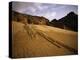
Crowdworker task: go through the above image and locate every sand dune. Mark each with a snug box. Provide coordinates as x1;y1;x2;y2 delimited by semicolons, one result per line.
12;21;78;58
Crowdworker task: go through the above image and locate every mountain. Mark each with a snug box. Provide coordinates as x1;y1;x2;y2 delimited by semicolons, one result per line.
12;11;49;25
63;12;78;32
50;12;78;32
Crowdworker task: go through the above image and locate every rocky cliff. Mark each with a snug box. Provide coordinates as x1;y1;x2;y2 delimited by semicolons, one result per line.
12;11;49;25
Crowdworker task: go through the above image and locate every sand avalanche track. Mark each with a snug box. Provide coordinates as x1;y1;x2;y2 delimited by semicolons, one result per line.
12;21;78;58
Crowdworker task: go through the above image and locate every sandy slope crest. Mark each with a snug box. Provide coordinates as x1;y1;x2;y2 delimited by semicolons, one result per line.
12;21;78;58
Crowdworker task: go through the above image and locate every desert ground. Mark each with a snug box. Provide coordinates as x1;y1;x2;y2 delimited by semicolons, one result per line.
12;21;78;58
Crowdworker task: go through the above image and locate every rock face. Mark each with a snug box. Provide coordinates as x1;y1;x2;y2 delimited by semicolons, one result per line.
50;12;78;32
12;11;49;25
27;16;49;25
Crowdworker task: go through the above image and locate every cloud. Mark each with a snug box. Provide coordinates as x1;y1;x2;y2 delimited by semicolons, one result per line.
43;12;56;21
12;2;78;21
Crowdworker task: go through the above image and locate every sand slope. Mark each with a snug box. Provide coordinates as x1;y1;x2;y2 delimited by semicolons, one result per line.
12;21;78;58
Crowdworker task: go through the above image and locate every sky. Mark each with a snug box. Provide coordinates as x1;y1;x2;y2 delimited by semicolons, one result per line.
12;2;78;21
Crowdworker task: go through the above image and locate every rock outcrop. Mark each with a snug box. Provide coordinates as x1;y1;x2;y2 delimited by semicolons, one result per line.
12;11;49;25
12;11;28;24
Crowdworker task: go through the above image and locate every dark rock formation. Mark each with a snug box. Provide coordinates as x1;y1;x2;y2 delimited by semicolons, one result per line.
49;12;78;32
59;12;78;32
